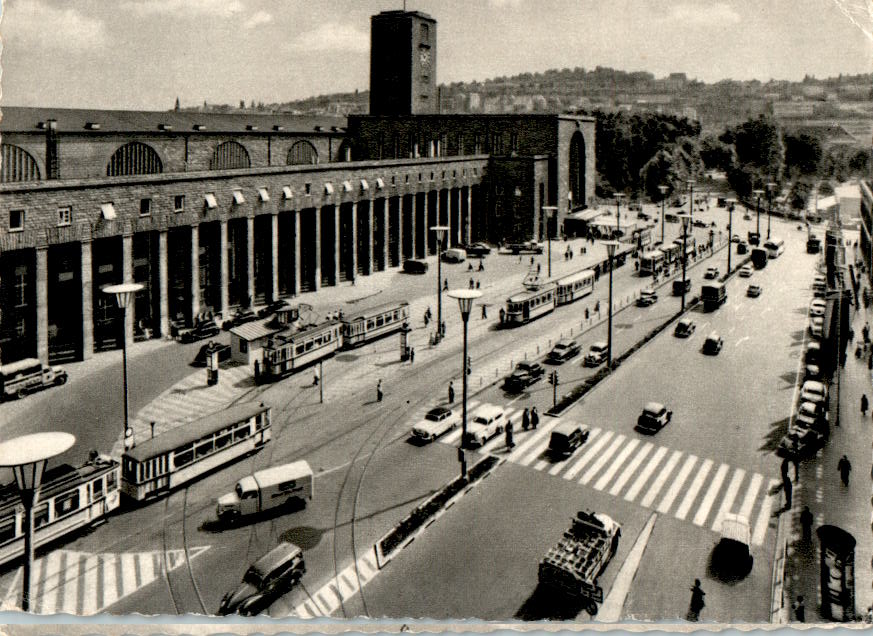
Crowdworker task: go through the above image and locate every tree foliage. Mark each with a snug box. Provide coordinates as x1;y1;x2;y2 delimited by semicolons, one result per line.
783;132;823;178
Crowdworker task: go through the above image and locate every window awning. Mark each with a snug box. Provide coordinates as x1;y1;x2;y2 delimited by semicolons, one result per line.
324;183;334;195
282;186;293;200
360;179;369;191
342;181;353;192
375;178;385;189
258;188;270;202
100;203;117;220
205;193;218;209
233;190;245;205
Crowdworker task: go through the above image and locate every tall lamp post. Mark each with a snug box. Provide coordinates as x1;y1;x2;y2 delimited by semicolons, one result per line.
726;200;734;275
686;179;696;219
679;214;692;312
752;189;764;237
603;241;619;370
447;289;482;479
657;184;669;244
766;181;776;239
430;226;449;343
542;206;558;278
103;282;143;449
613;193;625;239
0;432;75;611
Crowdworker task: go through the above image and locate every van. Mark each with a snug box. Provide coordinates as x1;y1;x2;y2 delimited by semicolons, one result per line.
0;358;67;400
442;248;467;263
217;460;313;522
548;422;589;458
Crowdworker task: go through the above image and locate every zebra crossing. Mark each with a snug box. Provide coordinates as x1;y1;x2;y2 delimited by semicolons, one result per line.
291;550;380;618
0;546;210;615
415;400;778;546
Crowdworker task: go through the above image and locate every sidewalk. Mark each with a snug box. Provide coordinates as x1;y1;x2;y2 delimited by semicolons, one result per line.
782;250;872;623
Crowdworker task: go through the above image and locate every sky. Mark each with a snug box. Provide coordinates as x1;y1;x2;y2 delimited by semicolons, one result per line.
1;0;872;110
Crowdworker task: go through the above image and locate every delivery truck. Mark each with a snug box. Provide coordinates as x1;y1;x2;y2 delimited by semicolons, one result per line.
217;460;313;522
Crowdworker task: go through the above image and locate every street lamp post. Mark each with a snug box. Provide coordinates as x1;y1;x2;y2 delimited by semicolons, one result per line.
752;189;764;237
542;206;558;279
0;432;75;611
430;226;449;344
657;184;669;244
686;179;696;219
766;181;776;239
603;241;619;370
726;201;734;275
103;282;144;448
679;214;692;313
447;289;482;479
613;193;625;240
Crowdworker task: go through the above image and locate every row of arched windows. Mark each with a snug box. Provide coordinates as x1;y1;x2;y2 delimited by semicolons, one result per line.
0;140;322;182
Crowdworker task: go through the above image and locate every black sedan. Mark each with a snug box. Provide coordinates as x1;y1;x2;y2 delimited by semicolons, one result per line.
503;361;545;392
463;242;492;257
192;341;232;366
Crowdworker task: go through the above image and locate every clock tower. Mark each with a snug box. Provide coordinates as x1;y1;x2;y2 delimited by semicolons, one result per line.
370;10;437;116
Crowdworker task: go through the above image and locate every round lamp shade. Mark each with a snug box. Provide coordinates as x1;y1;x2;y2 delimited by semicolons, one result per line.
102;282;144;309
0;432;75;491
447;289;483;315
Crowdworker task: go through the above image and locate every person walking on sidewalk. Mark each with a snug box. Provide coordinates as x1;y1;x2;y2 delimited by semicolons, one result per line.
376;380;383;402
448;381;455;404
687;579;705;622
481;304;487;319
792;595;805;623
838;455;852;486
862;394;869;417
799;506;813;543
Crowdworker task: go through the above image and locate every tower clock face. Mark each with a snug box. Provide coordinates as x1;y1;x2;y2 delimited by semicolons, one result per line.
420;49;430;66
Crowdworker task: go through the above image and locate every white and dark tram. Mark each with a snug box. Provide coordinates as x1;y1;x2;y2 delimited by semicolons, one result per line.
505;282;558;325
555;269;595;306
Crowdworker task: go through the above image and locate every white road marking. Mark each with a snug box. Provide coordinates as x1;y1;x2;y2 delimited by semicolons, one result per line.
735;336;749;347
655;454;696;513
599;512;658;622
674;458;712;520
710;468;746;531
693;462;729;526
507;420;559;463
610;442;652;497
563;430;613;480
625;446;668;503
594;439;640;491
738;473;764;520
751;480;780;546
580;434;626;485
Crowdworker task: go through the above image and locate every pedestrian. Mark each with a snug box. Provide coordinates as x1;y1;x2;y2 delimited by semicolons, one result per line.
476;281;480;289
862;394;868;416
505;421;515;449
469;277;474;289
595;300;600;313
780;457;790;482
444;278;448;291
863;322;870;342
849;328;855;343
481;304;487;319
687;579;705;622
448;381;455;404
792;595;805;623
585;307;589;320
530;406;539;429
478;260;484;272
838;455;851;486
376;380;383;402
868;353;872;371
424;312;430;327
799;505;813;542
312;372;319;386
468;262;474;271
410;348;415;364
499;308;506;325
537;263;541;273
783;477;793;509
530;256;535;265
522;408;530;431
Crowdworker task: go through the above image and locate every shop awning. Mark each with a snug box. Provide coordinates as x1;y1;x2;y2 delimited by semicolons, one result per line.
257;188;270;202
204;193;218;209
100;203;117;220
360;179;369;191
375;178;385;189
324;182;334;195
342;181;353;192
232;190;245;205
282;186;293;199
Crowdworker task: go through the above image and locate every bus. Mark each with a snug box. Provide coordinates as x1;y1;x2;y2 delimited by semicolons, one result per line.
0;453;120;568
658;243;681;267
341;301;409;348
555;270;595;306
764;238;785;258
505;282;557;325
121;402;272;501
260;321;342;381
639;250;664;277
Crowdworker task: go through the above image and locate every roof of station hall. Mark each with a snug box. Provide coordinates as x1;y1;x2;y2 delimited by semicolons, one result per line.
0;106;348;134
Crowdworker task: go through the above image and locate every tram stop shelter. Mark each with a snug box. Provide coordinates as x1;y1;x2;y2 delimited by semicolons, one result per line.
229;320;285;369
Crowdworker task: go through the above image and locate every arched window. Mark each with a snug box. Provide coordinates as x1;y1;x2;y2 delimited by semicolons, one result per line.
287;140;318;165
106;142;163;176
569;132;586;206
210;141;251;170
1;144;41;182
337;140;353;162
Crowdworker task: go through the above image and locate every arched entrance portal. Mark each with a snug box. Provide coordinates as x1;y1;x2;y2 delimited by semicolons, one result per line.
569;132;586;207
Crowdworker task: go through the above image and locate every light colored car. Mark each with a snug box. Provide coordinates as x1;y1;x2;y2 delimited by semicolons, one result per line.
465;404;506;446
800;380;827;405
809;316;824;338
584;341;609;366
809;299;826;317
548;339;581;362
636;402;672;434
704;267;719;279
795;401;825;429
674;318;696;338
411;406;460;442
747;284;763;298
637;288;658;307
739;265;753;278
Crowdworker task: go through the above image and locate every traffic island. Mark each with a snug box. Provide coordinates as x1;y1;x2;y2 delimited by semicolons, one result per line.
374;455;503;568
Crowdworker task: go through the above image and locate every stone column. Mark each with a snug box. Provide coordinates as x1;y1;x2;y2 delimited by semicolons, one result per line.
313;208;322;291
293;211;302;295
81;240;94;359
219;220;229;319
456;188;463;246
122;233;134;344
270;214;279;302
467;187;473;244
333;205;341;285
382;198;389;270
397;195;404;263
422;192;429;255
409;194;417;260
366;200;374;275
191;224;201;321
36;247;48;365
246;216;255;307
158;230;169;338
434;190;441;255
351;202;358;280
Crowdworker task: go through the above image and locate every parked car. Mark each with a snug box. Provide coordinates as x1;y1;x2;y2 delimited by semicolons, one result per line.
809;299;826;317
800;380;827;405
224;308;258;330
503;361;545;392
795;401;826;430
736;241;748;255
637;288;658;307
218;542;305;616
548;339;581;363
179;320;221;344
192;341;232;366
704;267;719;280
693;219;709;229
731;235;741;243
584;341;609;367
410;406;460;442
463;242;492;257
257;301;288;318
739;265;753;278
702;332;723;355
636;402;672;434
746;284;763;298
403;259;429;274
441;248;467;263
743;213;752;221
507;241;544;255
809;316;824;339
674;318;696;338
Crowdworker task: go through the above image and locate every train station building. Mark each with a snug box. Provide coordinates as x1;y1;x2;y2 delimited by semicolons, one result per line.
0;9;595;365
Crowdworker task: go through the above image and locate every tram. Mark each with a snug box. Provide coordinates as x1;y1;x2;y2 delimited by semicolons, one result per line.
121;401;271;501
555;270;595;306
261;321;342;381
505;282;557;325
341;302;409;348
0;453;121;568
